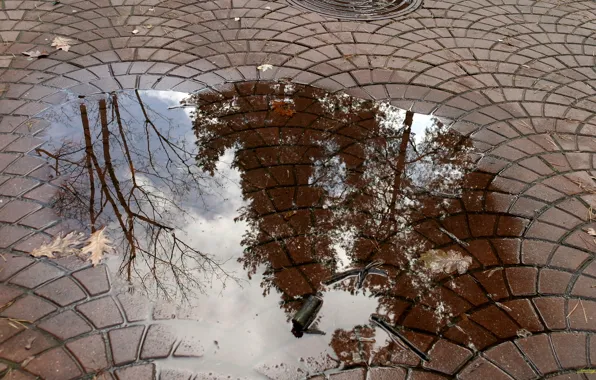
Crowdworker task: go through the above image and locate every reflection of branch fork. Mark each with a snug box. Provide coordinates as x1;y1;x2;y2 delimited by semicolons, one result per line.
323;260;388;288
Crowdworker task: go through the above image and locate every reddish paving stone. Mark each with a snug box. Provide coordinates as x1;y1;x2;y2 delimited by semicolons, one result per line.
0;283;23;305
458;357;513;380
117;292;152;322
109;325;145;365
516;334;559;375
328;369;365;380
484;341;538;380
140;324;177;359
0;199;41;223
533;297;567;330
0;294;56;322
423;339;472;375
115;363;155;380
0;225;31;248
538;269;572;295
72;265;110;296
505;266;537;296
9;261;64;288
550;332;588;370
66;333;110;372
0;254;33;281
24;347;83;380
1;370;38;380
0;329;56;363
521;240;556;265
567;299;596;331
38;310;93;340
0;317;25;344
76;296;124;329
408;371;450;380
367;367;407;380
501;299;544;332
35;276;86;306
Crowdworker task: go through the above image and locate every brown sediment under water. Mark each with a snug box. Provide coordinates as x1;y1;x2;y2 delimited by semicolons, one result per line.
36;81;521;378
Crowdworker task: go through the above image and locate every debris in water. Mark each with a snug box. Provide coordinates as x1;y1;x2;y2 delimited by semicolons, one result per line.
419;249;472;275
291;295;324;337
323;260;388;288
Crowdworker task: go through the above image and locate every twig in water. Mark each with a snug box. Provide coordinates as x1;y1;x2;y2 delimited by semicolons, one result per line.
438;227;469;247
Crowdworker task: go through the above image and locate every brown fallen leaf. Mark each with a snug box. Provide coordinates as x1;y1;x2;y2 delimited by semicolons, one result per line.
22;50;49;58
51;36;75;52
30;231;86;259
80;228;114;266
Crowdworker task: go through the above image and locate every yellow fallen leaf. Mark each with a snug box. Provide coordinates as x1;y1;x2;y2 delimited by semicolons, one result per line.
80;228;114;266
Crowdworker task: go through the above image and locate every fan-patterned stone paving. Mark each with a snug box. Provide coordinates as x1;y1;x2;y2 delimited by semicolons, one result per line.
1;0;596;378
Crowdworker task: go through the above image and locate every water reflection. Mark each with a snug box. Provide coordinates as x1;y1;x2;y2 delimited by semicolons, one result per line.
189;81;474;368
39;91;240;300
38;82;477;376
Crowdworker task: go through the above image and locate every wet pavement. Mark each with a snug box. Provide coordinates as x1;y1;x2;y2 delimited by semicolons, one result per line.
1;0;596;379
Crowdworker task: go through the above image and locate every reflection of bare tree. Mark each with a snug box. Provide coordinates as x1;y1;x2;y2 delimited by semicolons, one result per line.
190;81;474;370
38;92;236;299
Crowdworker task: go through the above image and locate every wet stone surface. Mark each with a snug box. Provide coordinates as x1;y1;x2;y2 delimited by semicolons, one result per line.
285;0;423;20
1;80;596;379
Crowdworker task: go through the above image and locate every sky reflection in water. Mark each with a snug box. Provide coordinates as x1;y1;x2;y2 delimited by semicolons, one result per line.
38;82;474;379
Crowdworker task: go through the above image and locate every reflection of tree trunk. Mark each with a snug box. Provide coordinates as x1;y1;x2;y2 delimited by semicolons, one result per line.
80;103;96;232
389;110;413;212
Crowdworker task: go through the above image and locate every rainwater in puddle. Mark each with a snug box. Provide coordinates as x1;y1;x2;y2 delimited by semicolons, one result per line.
37;82;476;379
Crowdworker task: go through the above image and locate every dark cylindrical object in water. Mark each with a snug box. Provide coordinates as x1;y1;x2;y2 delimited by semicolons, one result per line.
291;295;323;338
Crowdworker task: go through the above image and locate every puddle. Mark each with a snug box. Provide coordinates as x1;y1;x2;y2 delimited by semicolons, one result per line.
36;82;477;378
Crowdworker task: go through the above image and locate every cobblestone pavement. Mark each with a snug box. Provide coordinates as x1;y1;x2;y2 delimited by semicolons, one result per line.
2;0;596;379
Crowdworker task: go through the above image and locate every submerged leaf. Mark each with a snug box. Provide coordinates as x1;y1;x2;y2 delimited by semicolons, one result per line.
30;231;86;259
419;249;472;275
81;228;114;266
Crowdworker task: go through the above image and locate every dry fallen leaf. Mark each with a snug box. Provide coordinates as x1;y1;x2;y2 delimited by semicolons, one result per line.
51;36;75;52
420;249;472;275
257;64;273;72
132;29;139;34
30;232;87;259
587;228;596;236
22;50;50;58
81;228;114;266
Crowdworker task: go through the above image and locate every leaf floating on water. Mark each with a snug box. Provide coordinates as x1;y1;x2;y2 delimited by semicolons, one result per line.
81;228;114;266
51;36;75;52
30;232;87;259
22;50;49;58
419;249;472;275
257;64;273;72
